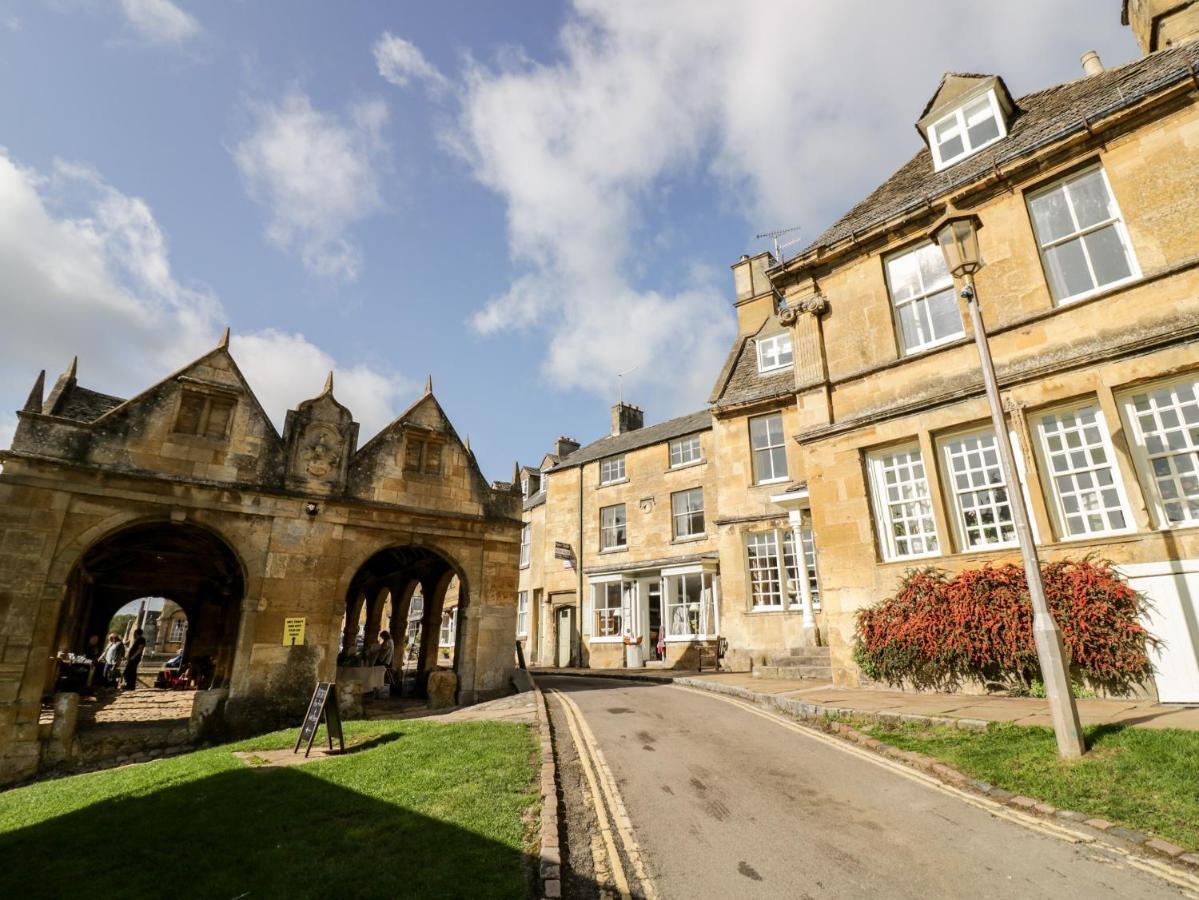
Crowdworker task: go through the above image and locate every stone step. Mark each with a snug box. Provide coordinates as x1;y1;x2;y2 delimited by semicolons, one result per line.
766;648;831;668
643;660;666;669
752;664;833;681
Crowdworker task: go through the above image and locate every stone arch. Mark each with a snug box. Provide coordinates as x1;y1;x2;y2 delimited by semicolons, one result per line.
339;540;474;701
55;519;247;690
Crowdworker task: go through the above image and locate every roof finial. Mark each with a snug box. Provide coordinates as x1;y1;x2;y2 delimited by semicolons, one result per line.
218;326;230;349
323;370;334;395
23;370;46;413
464;434;472;452
65;356;78;381
424;374;433;395
512;460;520;483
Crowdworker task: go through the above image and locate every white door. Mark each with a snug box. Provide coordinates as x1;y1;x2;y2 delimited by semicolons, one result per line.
557;607;573;668
1120;560;1199;703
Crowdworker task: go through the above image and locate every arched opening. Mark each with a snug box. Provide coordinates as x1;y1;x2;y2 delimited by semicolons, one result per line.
51;522;244;724
341;545;468;705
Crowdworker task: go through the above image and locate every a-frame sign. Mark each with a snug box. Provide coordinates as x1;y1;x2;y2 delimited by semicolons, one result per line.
294;681;345;757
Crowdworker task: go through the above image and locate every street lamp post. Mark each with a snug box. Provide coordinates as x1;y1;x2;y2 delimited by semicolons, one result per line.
931;213;1086;760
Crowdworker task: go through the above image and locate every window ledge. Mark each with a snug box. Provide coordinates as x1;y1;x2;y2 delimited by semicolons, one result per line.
664;636;717;643
753;477;791;488
597;478;629;490
589;636;624;644
667;459;706;473
671;533;708;545
747;606;787;615
598;546;628;555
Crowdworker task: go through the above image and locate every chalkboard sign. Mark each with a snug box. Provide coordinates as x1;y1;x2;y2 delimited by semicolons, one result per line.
294;681;345;757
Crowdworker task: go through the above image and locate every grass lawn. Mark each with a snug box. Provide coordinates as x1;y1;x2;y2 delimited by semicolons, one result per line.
860;720;1199;849
0;719;538;899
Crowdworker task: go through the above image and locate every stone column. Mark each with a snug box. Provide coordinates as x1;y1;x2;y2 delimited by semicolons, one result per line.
788;508;817;646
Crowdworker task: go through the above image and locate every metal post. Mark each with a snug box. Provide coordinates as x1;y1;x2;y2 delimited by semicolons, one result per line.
961;275;1085;758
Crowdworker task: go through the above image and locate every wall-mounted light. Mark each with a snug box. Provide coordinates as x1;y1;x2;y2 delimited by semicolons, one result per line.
304;501;319;517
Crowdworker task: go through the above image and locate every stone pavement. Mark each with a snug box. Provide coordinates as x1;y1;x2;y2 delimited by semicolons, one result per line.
362;689;537;725
534;667;1199;731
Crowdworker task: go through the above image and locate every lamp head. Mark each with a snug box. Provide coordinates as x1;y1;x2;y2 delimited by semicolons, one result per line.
929;212;984;279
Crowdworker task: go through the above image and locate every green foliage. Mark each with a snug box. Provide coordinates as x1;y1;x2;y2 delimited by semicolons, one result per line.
862;721;1199;849
0;720;539;899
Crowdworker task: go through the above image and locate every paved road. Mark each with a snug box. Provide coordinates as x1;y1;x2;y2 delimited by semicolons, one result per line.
540;675;1195;900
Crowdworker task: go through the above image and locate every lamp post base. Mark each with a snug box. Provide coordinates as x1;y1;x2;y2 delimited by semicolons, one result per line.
1033;613;1086;758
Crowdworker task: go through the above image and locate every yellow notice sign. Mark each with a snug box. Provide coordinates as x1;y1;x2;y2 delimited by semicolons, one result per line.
283;617;306;646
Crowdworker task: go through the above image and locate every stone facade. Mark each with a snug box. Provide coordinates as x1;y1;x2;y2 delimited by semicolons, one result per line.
517;8;1199;703
0;340;521;785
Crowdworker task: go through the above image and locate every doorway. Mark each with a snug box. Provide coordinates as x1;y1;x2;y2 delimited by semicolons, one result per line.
556;606;574;667
639;578;662;662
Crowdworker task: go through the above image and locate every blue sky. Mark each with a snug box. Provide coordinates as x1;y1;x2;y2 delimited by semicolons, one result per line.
0;1;1139;480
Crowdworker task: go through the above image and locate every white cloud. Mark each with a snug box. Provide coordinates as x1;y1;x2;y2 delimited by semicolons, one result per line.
374;31;448;94
233;93;388;281
0;148;412;452
119;0;198;44
454;0;1135;416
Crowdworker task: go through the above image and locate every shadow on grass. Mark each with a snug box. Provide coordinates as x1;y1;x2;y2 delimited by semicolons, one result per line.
0;759;571;899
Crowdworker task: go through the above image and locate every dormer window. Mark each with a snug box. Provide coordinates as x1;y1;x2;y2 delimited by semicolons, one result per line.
756;334;794;373
930;92;1006;170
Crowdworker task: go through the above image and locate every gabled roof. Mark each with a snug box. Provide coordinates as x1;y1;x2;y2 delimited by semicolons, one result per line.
917;72;1014;122
803;42;1199;256
550;409;712;471
52;384;126;423
709;315;795;410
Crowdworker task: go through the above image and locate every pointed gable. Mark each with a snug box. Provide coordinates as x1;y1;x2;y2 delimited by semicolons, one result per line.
916;73;1016;171
347;391;495;514
78;345;286;484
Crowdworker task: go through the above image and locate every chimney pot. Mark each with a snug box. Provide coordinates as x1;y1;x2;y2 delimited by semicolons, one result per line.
1081;49;1104;76
554;435;580;458
611;402;644;436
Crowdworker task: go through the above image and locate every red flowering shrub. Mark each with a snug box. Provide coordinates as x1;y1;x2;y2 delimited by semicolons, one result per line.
853;559;1157;692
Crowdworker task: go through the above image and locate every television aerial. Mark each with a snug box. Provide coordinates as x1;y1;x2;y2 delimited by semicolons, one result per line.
755;225;804;264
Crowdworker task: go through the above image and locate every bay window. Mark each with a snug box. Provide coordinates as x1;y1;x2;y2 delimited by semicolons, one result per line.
593;581;624;638
664;572;718;639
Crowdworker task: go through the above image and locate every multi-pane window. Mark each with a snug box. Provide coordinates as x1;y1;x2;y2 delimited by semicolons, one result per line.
665;572;718;638
1122;377;1199;527
885;243;964;354
539;470;548;493
669;434;703;468
599;504;627;550
1028;167;1137;304
174;391;236;439
750;414;788;484
593;581;623;638
1035;404;1130;538
169;618;187;642
404;436;443;476
868;445;940;560
439;608;456;647
519;524;531;568
671;488;705;539
746;532;785;609
756;334;794;372
521;475;531;499
940;430;1016;550
599;456;626;484
516;591;529;637
930;92;1005;169
783;527;821;610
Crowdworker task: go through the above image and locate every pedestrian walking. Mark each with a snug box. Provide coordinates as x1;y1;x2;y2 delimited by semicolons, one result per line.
123;628;146;690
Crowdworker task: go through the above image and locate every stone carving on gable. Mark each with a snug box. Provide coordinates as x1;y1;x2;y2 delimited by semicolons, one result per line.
299;424;342;478
282;373;357;495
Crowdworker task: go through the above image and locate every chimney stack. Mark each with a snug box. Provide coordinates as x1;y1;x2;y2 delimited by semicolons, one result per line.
611;402;644;436
1081;49;1104;76
554;436;580;458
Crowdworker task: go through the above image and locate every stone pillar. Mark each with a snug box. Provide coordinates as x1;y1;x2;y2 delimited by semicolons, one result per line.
787;509;817;646
341;592;365;658
362;584;388;655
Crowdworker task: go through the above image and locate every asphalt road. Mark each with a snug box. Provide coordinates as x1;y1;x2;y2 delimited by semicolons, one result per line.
540;675;1195;900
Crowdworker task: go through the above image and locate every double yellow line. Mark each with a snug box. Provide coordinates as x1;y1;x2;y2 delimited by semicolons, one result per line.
548;688;657;900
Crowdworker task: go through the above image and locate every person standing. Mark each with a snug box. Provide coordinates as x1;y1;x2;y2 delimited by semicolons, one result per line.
102;634;125;686
123;629;146;690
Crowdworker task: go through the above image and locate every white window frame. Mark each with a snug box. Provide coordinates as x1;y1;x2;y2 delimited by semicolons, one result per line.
520;475;531;499
599;455;626;485
671;487;705;540
669;434;703;468
1119;374;1199;530
539;470;549;494
599;503;627;551
750;413;789;485
756;333;794;373
516;591;529;638
783;525;822;612
663;570;719;640
1027;166;1139;306
938;427;1019;552
883;242;964;355
1033;401;1134;540
590;578;625;642
746;531;785;610
519;523;531;568
867;444;941;561
169;618;187;642
439;607;456;647
930;89;1007;170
